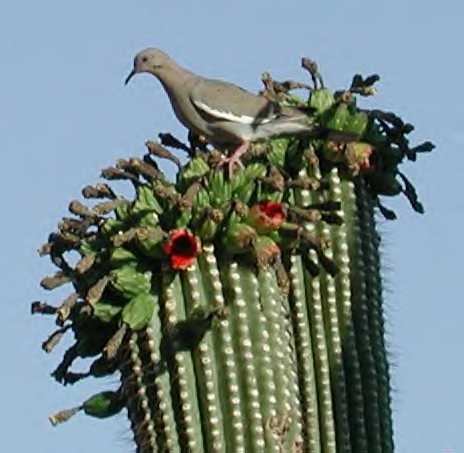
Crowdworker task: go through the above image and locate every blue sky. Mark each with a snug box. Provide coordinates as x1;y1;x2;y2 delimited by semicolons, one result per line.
1;1;462;452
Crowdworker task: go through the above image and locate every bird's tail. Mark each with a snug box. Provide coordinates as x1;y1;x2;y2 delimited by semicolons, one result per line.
254;113;318;139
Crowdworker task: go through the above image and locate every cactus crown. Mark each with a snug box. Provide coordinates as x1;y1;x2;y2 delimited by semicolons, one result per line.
33;59;433;452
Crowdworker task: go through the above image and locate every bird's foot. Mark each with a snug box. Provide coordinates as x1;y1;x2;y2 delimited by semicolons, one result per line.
217;142;249;178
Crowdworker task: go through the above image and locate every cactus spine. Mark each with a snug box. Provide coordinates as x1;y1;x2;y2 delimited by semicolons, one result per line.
33;63;433;452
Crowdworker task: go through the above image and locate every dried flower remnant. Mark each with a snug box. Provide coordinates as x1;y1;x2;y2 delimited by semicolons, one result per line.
346;142;376;175
248;201;286;233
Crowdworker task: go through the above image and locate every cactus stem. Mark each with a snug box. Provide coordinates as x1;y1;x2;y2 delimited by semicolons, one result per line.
224;261;266;452
297;172;337;452
344;181;383;453
318;241;352;452
265;267;306;450
161;274;204;452
355;182;394;452
304;249;337;453
123;333;158;452
183;263;226;452
327;170;369;453
199;246;247;452
289;254;321;452
243;269;282;451
141;322;180;452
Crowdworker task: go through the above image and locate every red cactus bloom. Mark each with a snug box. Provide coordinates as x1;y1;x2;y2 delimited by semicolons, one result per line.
163;229;201;270
249;201;286;233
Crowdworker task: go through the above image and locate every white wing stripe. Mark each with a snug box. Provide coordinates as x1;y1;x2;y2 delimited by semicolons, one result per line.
193;100;274;124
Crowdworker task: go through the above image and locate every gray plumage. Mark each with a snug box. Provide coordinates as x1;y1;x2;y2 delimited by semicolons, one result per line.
125;48;314;147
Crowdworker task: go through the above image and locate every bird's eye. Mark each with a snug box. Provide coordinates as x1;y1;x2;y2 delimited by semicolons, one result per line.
142;57;148;63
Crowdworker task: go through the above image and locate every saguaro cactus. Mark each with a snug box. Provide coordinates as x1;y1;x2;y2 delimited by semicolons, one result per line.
33;62;433;452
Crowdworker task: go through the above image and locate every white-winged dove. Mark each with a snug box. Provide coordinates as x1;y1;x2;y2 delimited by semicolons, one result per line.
125;48;316;173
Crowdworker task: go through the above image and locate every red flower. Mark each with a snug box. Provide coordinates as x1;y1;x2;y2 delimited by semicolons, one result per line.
249;201;286;233
163;229;201;270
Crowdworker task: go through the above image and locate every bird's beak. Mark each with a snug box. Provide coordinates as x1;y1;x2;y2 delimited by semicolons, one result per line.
124;69;136;85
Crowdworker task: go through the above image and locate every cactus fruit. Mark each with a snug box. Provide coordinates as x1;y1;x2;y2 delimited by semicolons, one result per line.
33;62;433;452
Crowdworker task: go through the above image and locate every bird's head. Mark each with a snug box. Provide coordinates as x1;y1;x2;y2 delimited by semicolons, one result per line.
125;48;171;85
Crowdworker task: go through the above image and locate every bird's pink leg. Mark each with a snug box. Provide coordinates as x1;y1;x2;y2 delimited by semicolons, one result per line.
218;142;249;177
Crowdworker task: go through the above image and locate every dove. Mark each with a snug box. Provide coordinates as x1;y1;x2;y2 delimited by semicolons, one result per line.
125;48;316;173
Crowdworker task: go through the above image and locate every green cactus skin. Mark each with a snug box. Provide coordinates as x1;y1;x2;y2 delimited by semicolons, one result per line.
33;69;433;452
116;175;392;453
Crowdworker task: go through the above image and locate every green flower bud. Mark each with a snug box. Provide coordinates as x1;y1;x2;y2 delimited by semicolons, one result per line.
309;88;335;114
135;227;165;258
222;222;257;254
178;156;210;190
83;391;124;419
344;111;368;136
326;103;350;131
108;247;137;267
197;209;224;241
100;218;125;237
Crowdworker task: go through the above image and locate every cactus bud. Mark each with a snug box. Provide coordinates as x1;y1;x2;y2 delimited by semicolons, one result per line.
134;227;165;258
82;391;124;418
196;208;224;241
222;222;257;253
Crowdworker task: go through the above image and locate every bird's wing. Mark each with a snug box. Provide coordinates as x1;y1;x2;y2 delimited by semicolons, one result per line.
190;78;278;125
